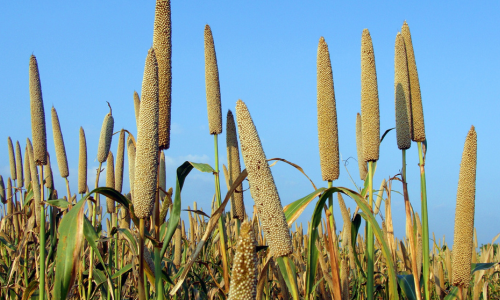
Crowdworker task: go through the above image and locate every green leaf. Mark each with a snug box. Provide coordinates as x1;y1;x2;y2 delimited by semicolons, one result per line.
46;198;70;209
396;274;417;300
380;128;395;143
83;216;115;299
277;256;298;296
53;197;86;299
350;214;366;278
111;263;133;279
161;161;195;258
189;162;214;173
444;286;458;300
118;228;138;256
284;188;325;226
471;262;498;273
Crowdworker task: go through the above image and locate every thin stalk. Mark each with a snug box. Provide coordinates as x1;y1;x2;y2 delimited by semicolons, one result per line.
366;161;374;300
111;212;118;299
214;134;230;293
283;255;299;300
88;161;102;298
327;180;335;235
65;177;71;205
325;208;343;300
138;219;146;300
154;151;164;300
402;150;422;300
39;166;46;300
418;142;430;300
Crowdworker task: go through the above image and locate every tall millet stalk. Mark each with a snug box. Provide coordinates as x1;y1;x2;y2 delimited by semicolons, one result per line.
361;28;380;300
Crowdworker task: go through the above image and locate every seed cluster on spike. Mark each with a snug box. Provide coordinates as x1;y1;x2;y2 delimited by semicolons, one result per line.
7;137;16;181
153;0;172;150
97;112;114;163
401;21;425;142
355;113;367;180
51;107;69;178
127;135;137;200
227;221;257;300
204;25;223;135
361;29;380;162
78;127;87;194
115;129;125;193
173;223;182;267
317;36;340;181
134;48;160;219
235;100;292;257
44;153;54;190
159;151;166;199
394;33;412;150
0;176;4;204
15;141;23;188
26;138;42;226
452;126;477;288
226;110;245;221
29;55;47;166
133;91;141;130
106;151;115;214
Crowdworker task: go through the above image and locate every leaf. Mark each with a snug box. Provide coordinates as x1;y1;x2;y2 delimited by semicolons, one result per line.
160;161;195;258
396;274;417;300
52;197;86;299
471;262;499;273
380;128;395;143
21;280;38;300
284;188;326;226
267;158;317;190
277;255;298;296
45;198;70;209
183;209;210;218
83;216;115;300
189;162;215;173
111;263;133;279
118;228;138;256
350;214;366;278
444;286;459;300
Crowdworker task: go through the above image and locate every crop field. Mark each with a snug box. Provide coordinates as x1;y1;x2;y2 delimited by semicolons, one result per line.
0;1;498;300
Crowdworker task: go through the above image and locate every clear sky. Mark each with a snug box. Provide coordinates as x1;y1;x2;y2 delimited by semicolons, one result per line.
0;1;498;246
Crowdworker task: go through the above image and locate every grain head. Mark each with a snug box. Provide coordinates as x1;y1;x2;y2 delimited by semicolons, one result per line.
106;151;115;214
119;203;131;229
29;55;47;165
115;129;125;193
159;151;166;200
361;29;380;162
452;126;477;288
235;99;292;257
173;222;182;267
24;147;31;190
44;152;54;190
134;47;160;219
97;112;114;163
134;91;141;130
153;0;172;150
204;24;223;135
6;177;13;215
226;110;245;221
51;106;69;178
394;32;412;150
7;137;16;181
356;113;368;180
0;175;5;204
127;134;136;200
401;21;425;142
26;138;42;226
78;127;87;194
227;221;257;300
317;37;340;181
15;141;23;188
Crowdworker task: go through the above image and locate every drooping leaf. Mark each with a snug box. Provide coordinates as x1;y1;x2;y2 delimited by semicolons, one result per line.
444;286;459;300
45;198;70;209
396;274;417;300
111;263;133;279
284;188;325;226
21;280;38;300
471;262;499;273
189;161;214;173
53;197;86;299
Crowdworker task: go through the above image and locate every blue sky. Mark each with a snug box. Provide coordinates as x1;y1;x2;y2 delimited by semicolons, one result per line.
0;1;498;246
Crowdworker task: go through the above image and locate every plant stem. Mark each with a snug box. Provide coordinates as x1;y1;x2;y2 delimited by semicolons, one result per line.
39;166;46;300
65;177;72;205
214;134;230;293
138;218;146;300
366;161;374;300
402;150;422;300
418;142;430;300
88;161;102;298
154;150;164;300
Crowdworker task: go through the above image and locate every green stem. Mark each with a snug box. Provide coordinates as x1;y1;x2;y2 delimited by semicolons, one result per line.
214;134;230;293
138;219;146;300
327;180;334;232
418;142;430;300
366;161;374;300
39;166;46;300
155;151;164;300
87;161;102;298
